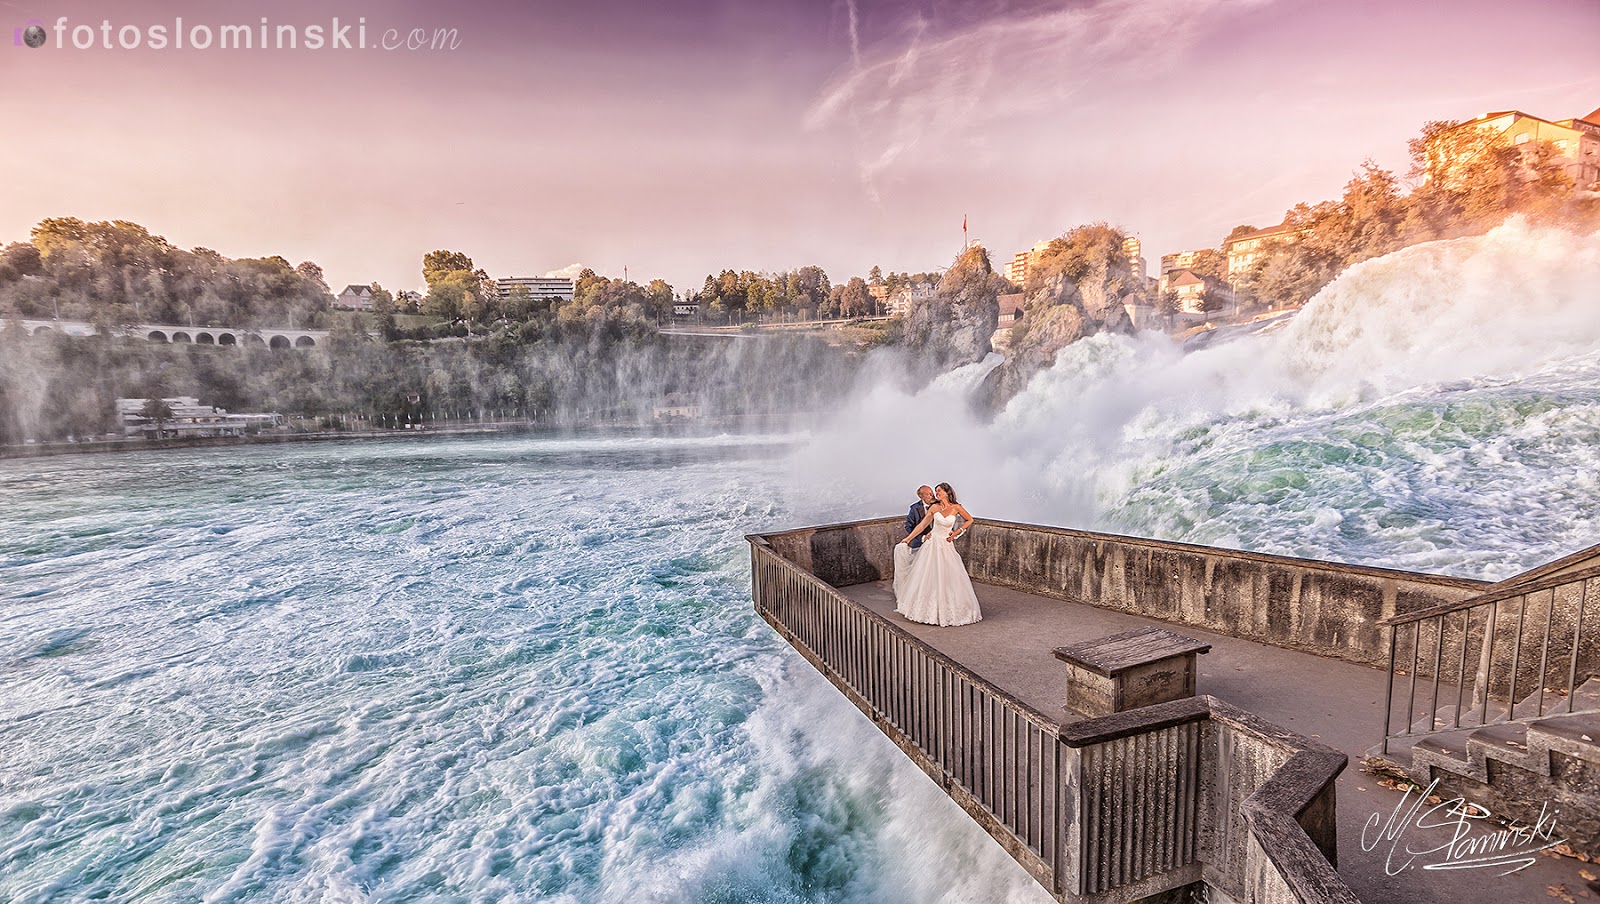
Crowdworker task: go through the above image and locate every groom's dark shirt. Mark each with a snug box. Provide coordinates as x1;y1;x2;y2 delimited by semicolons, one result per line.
904;500;929;549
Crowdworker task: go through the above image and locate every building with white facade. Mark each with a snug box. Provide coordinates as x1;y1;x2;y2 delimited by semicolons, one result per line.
887;281;937;317
115;397;282;439
496;277;576;304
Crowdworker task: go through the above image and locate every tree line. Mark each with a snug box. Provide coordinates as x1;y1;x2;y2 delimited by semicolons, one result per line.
1175;118;1600;312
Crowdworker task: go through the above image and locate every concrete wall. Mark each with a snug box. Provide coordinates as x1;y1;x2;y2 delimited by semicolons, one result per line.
765;517;1489;668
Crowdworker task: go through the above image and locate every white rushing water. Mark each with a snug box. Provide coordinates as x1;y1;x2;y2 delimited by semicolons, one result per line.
2;219;1599;902
0;437;1052;903
798;219;1600;578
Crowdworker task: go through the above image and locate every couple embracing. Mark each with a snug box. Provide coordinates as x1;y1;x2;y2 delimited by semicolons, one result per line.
892;483;982;627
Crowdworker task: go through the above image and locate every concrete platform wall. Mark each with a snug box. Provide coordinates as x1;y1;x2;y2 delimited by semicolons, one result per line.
767;518;1488;668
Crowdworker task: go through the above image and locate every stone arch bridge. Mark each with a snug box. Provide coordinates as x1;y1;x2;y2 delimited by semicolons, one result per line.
14;319;330;349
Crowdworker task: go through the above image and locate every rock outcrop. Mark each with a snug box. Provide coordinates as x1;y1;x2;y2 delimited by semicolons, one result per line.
898;246;1004;384
976;229;1139;413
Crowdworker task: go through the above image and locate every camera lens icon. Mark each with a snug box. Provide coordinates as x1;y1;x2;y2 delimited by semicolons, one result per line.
22;23;46;48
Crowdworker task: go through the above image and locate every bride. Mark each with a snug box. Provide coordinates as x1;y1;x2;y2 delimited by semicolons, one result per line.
894;483;982;626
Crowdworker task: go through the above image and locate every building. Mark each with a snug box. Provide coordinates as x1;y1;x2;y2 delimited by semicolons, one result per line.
990;293;1025;353
672;300;699;318
1166;269;1238;323
115;397;282;439
652;394;702;421
1003;240;1053;285
1443;107;1600;190
1223;222;1296;281
496;277;576;304
1122;235;1147;284
886;281;937;317
867;285;890;306
334;285;375;311
1157;249;1224;294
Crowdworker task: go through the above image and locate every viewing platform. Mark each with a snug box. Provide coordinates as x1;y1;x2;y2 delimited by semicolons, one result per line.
748;518;1600;904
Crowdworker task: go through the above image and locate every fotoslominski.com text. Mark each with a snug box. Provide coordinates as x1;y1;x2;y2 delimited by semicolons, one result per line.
12;17;461;52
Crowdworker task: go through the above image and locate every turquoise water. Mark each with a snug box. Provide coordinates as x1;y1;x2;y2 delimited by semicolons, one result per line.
4;222;1600;903
0;436;1048;903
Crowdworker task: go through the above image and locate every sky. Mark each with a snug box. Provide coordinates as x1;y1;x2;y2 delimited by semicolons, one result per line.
1;0;1597;295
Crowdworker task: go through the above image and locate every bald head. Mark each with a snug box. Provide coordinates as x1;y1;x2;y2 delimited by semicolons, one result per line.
917;485;934;504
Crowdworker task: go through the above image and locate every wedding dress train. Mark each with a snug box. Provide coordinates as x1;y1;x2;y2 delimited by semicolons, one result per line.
894;511;982;627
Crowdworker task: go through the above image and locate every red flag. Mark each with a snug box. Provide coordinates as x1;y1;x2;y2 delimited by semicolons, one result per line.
963;214;967;231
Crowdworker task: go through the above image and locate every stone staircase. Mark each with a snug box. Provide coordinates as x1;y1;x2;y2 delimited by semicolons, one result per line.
1392;678;1600;857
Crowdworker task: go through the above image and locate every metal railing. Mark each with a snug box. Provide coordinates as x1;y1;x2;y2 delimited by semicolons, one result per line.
749;528;1357;903
750;537;1065;886
1381;562;1600;752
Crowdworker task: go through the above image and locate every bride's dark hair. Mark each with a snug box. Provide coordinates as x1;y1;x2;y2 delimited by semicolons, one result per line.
936;482;957;504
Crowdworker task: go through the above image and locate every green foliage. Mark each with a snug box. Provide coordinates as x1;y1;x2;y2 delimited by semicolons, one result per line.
0;218;331;328
1228;115;1589;310
1026;224;1129;293
692;266;832;321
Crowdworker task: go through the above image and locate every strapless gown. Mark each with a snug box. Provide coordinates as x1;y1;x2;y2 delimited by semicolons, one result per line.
894;511;982;627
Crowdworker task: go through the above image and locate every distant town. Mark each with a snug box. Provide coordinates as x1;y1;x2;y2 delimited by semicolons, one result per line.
2;104;1596;451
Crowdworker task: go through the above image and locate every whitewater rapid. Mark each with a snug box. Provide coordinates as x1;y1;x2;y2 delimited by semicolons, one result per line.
0;437;1052;903
3;219;1598;903
797;219;1600;579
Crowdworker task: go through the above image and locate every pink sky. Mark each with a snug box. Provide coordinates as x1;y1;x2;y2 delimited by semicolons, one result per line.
1;0;1597;295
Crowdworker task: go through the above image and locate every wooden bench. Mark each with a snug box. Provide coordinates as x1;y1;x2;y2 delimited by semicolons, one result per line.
1053;626;1212;717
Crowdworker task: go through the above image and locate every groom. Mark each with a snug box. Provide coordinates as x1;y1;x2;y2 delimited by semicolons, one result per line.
892;485;935;593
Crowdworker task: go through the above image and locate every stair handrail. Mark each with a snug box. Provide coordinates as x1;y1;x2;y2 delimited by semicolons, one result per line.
1381;560;1600;752
1380;561;1600;627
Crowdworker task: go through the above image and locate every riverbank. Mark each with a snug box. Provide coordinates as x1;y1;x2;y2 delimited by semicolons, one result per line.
0;414;812;461
0;422;542;460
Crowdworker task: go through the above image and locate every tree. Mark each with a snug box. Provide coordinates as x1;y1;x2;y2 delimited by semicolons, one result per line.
646;279;674;321
421;250;489;322
140;397;174;438
839;277;871;317
295;261;329;292
368;283;395;314
422;250;476;289
1186;248;1228;282
1224;225;1258;243
0;243;43;282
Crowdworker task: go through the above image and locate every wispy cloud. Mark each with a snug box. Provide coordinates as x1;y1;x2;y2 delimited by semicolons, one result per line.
808;0;1275;186
544;263;587;279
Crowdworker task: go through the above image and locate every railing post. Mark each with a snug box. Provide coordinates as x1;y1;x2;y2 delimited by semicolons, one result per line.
1566;577;1590;703
1477;599;1498;725
1382;627;1397;755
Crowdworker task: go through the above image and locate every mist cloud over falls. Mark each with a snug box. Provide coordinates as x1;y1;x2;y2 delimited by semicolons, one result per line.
794;220;1600;578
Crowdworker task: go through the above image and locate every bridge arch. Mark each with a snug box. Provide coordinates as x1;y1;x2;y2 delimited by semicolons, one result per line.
30;325;55;337
294;336;316;348
196;332;216;345
218;333;237;346
147;330;169;342
269;335;291;349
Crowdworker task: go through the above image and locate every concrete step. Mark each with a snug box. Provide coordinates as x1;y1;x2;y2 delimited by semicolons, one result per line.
1403;676;1600;736
1407;710;1600;786
1409;729;1475;784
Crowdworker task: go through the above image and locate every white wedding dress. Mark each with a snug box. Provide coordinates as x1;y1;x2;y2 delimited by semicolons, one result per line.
894;511;982;627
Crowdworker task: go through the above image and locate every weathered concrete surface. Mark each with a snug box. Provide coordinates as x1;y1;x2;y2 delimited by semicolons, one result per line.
1408;713;1600;859
1054;627;1210;716
834;578;1593;904
785;517;1488;668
